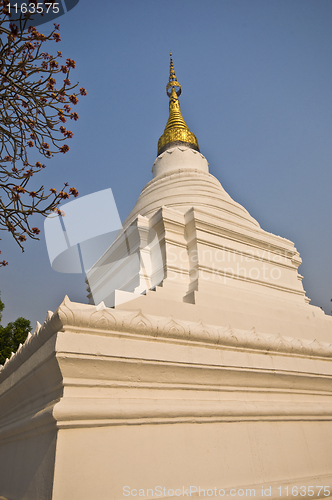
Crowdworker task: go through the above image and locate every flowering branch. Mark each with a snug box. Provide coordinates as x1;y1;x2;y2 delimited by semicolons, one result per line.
0;0;86;257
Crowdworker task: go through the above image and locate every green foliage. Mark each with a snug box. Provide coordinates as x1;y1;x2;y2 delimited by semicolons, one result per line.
0;294;31;365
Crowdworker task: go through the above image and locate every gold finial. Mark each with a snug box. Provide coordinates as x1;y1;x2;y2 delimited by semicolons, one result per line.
157;53;199;156
166;52;182;97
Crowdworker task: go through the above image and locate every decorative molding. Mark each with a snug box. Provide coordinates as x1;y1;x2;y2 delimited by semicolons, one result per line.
194;263;306;297
1;297;332;381
52;399;332;429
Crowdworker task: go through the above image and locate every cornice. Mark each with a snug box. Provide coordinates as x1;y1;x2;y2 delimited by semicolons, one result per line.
1;296;332;382
194;263;306;297
185;209;298;259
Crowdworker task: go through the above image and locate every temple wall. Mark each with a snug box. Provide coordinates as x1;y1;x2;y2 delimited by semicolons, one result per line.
51;421;332;500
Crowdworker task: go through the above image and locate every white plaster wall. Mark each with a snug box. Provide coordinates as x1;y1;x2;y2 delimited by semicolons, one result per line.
51;421;332;500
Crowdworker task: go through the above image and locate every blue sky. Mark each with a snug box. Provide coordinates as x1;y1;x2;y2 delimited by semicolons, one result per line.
1;0;332;328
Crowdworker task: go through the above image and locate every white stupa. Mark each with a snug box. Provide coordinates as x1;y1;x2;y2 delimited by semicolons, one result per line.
86;54;332;343
0;55;331;500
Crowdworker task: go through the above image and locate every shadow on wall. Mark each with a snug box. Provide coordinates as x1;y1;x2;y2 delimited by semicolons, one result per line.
0;432;57;499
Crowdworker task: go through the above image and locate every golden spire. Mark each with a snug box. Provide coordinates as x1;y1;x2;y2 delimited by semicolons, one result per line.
157;53;199;156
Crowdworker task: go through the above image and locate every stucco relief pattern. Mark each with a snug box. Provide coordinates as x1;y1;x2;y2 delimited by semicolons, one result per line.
1;295;332;380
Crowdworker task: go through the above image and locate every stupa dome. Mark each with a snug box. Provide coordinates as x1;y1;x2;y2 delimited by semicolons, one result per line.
124;145;260;231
